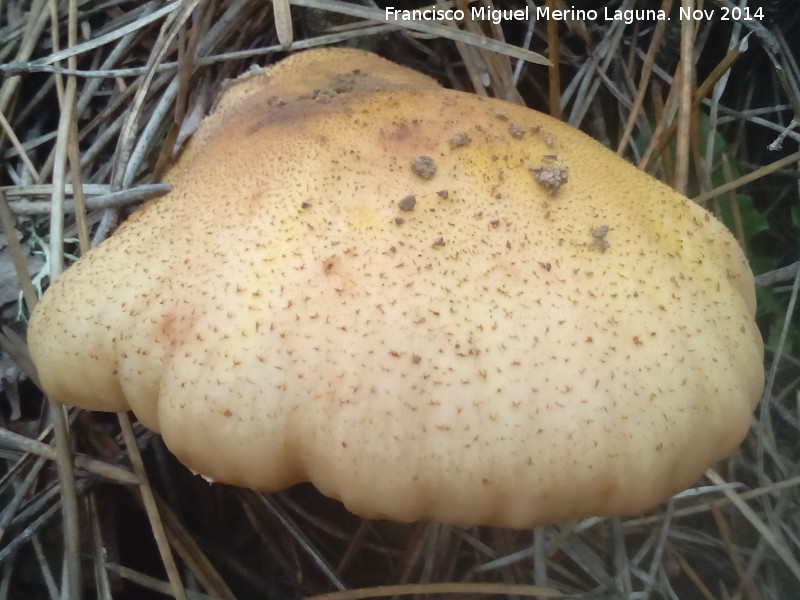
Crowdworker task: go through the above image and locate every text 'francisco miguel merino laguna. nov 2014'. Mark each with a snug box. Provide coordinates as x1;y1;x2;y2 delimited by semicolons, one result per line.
384;5;765;25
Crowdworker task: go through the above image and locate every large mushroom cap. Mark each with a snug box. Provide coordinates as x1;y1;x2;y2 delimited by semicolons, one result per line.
28;48;764;528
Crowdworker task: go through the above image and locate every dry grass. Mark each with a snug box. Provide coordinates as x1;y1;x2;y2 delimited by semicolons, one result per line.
1;1;799;599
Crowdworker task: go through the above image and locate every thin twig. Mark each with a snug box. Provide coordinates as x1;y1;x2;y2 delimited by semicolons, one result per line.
31;3;180;66
305;582;566;600
6;183;170;214
616;0;673;155
272;0;294;48
705;469;800;584
288;0;550;66
104;563;219;600
693;150;800;204
755;261;800;287
117;413;188;600
0;428;140;485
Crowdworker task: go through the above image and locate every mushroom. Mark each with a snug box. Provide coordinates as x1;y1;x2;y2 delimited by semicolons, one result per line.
27;48;764;528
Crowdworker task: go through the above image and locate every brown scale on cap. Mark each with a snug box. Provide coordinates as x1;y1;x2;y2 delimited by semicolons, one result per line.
27;48;764;529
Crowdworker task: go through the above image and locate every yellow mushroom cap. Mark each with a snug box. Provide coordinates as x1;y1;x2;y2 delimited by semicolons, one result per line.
27;48;764;528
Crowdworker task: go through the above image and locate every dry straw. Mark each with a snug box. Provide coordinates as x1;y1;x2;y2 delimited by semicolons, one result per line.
0;1;798;599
